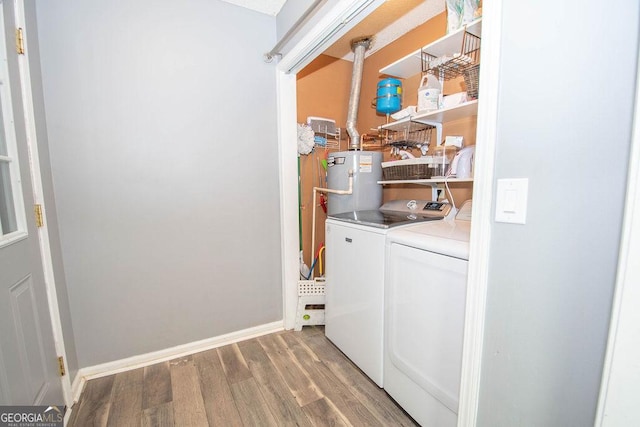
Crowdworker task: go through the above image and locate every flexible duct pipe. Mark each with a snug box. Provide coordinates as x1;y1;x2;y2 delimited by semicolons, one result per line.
346;37;371;150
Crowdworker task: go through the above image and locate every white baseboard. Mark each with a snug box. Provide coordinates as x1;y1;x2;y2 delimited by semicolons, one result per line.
70;320;284;403
70;374;85;405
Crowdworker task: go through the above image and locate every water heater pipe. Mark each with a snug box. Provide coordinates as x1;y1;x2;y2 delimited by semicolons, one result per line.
310;169;354;268
346;37;371;150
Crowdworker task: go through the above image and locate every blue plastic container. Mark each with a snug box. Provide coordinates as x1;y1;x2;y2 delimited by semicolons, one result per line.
374;78;402;114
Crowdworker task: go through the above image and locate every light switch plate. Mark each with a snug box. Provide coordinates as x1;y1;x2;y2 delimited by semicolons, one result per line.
495;178;529;224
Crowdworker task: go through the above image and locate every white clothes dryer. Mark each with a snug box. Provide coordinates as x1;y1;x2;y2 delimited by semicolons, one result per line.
383;200;471;426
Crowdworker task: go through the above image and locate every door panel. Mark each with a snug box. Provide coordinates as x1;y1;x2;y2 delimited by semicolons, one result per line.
325;221;385;387
0;0;62;405
384;241;468;426
386;244;467;412
11;275;50;403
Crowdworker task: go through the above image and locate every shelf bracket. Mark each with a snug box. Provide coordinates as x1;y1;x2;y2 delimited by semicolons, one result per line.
419;121;442;146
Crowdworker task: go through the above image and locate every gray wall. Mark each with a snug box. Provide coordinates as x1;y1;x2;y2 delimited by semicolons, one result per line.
24;0;79;381
35;0;282;368
477;1;639;426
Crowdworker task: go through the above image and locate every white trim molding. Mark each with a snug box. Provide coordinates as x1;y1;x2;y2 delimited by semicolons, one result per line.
276;69;299;330
457;0;503;425
71;321;284;403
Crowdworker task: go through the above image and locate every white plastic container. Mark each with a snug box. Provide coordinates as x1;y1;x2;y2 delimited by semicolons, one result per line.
417;72;442;112
432;145;457;177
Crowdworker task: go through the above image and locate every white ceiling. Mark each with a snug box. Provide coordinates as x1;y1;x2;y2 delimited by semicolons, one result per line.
221;0;445;59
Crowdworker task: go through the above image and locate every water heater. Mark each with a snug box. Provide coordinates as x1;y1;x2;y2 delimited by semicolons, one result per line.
327;151;382;215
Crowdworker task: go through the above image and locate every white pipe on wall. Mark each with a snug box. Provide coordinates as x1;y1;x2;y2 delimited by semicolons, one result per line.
310;169;353;269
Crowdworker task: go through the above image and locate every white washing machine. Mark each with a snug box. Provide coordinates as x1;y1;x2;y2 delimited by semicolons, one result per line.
325;200;451;387
383;200;472;426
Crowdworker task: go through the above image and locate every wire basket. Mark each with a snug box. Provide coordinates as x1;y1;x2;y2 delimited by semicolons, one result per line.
307;117;340;149
382;158;437;180
463;64;480;100
422;30;481;80
384;121;434;149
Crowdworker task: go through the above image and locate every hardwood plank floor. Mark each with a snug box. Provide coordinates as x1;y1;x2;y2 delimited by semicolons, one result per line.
106;368;144;427
68;327;418;427
142;362;172;410
169;356;209;426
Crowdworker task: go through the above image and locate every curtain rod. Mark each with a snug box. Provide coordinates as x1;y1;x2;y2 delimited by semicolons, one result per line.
264;0;327;63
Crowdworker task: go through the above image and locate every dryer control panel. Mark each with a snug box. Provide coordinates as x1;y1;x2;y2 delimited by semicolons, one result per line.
380;199;451;218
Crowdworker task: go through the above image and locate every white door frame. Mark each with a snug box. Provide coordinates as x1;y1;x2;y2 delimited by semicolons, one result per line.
13;0;72;408
456;0;502;424
276;2;640;425
276;2;502;421
276;68;299;331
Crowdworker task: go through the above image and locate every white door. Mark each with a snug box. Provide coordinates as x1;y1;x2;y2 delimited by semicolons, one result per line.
0;0;63;406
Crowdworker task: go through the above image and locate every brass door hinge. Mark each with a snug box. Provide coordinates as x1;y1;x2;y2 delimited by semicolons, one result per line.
57;356;65;377
34;204;44;227
15;28;24;54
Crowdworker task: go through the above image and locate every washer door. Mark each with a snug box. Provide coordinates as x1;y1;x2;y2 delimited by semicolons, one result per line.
385;242;468;421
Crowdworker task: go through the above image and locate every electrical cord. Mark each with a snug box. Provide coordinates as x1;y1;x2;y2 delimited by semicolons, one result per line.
444;164;457;212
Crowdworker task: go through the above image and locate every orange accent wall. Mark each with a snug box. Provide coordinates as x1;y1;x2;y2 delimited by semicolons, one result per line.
296;11;475;276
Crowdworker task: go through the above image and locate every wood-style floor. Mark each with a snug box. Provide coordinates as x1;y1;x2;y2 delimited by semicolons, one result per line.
68;326;418;426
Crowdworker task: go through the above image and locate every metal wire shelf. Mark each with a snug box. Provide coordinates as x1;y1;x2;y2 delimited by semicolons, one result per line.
307;117;340;149
382;121;435;149
421;30;480;80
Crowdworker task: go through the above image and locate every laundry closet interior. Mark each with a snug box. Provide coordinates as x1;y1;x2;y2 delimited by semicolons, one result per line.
296;2;478;276
293;2;482;425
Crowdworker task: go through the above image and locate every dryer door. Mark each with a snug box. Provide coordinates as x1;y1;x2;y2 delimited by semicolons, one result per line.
384;242;468;426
